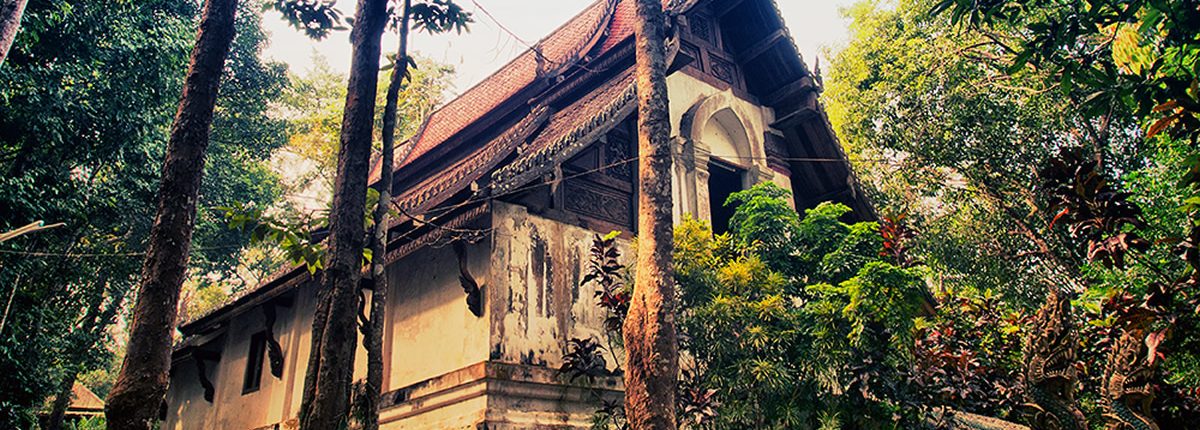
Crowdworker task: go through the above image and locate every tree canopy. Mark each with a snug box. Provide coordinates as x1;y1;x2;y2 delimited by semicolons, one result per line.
0;0;286;426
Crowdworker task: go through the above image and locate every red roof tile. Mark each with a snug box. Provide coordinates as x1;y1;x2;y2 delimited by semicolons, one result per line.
398;0;619;168
372;0;680;182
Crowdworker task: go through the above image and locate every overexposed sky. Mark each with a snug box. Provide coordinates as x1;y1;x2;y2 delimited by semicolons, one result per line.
262;0;858;97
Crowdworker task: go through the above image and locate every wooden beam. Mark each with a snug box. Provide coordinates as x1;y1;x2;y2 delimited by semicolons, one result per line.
737;29;785;62
712;0;749;17
762;75;817;107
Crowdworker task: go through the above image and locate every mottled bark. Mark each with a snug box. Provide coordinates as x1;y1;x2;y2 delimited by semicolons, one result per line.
298;0;389;427
104;0;238;428
299;285;330;421
0;0;28;66
622;0;677;428
361;2;410;429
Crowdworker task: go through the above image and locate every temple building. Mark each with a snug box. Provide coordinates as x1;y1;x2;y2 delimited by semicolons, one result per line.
164;0;871;428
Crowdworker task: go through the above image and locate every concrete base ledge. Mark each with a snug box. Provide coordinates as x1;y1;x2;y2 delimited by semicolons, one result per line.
379;361;623;429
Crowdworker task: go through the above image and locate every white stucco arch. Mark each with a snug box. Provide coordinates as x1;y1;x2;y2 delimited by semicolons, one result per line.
673;91;778;224
680;91;764;168
702;108;751;167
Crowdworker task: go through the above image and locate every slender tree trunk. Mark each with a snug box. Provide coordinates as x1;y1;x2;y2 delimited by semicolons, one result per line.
361;2;410;429
0;0;28;66
622;0;677;428
0;274;18;336
299;0;389;426
104;0;238;428
52;277;123;430
299;286;330;421
45;369;79;430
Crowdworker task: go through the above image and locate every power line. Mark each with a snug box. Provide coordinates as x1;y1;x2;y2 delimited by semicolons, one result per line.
467;0;599;74
389;152;900;245
0;151;907;260
0;244;245;259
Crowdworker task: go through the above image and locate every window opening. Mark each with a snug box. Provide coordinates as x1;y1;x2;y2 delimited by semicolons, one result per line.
708;160;745;235
243;331;267;394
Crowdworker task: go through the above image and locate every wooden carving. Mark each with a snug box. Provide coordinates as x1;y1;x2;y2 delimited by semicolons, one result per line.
453;241;483;317
262;304;285;379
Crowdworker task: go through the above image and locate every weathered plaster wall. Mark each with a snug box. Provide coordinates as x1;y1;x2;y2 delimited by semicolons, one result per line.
488;201;629;373
164;355;215;429
164;277;324;430
383;241;491;391
165;240;487;429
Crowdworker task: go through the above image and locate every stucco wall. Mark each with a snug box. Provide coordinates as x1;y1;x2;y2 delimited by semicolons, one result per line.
164;276;322;430
383;241;491;390
165;239;489;429
666;71;796;223
488;201;629;373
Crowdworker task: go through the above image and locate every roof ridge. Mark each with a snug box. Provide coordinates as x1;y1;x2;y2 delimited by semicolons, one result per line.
394;0;622;173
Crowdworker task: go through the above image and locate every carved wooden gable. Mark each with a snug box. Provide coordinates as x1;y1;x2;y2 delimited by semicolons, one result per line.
560;116;637;230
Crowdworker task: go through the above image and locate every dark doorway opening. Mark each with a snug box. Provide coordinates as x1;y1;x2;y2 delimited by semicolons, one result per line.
708;161;745;235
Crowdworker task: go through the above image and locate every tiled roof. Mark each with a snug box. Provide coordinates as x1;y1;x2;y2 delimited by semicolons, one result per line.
182;0;680;333
491;70;637;195
42;383;105;415
374;0;680;180
388;0;621;173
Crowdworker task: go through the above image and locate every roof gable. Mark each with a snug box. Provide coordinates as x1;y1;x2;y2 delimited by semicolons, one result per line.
180;0;818;334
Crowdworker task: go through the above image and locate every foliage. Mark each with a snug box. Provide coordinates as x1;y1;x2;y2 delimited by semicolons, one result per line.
407;0;472;34
910;288;1025;417
583;231;631;334
561;338;612;383
222;201;330;274
928;0;1200;427
824;0;1130;307
0;0;287;425
271;0;345;40
67;415;106;430
278;54;453;198
577;184;978;428
828;0;1200;427
1040;148;1150;268
272;0;472;43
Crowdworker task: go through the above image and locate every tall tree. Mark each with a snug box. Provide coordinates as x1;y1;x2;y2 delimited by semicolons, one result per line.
0;0;286;425
622;0;678;428
360;2;409;429
358;2;467;427
104;0;240;427
298;0;389;426
0;0;26;65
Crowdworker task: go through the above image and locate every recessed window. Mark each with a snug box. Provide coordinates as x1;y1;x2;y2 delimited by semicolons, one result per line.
708;161;745;235
243;331;267;394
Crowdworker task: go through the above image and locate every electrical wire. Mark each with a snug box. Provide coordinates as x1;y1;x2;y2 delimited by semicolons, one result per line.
0;244;245;259
467;0;600;74
0;152;911;260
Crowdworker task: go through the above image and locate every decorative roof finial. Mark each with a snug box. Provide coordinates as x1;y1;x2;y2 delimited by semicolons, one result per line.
814;56;824;88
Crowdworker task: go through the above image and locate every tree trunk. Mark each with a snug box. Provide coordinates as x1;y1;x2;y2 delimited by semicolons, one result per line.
45;370;78;430
298;0;389;427
622;0;677;428
0;0;28;66
104;0;238;428
299;285;330;421
360;1;410;429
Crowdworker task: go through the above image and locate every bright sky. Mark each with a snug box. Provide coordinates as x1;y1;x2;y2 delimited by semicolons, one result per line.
262;0;859;97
